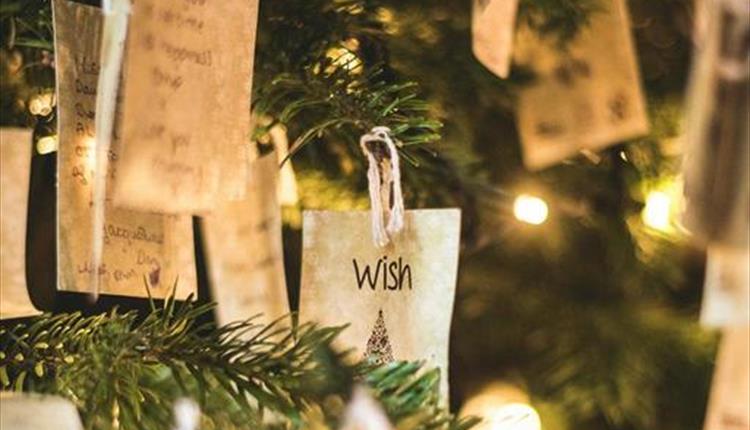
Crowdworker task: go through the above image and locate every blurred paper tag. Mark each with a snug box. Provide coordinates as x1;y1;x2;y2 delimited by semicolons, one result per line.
704;326;750;430
339;386;393;430
514;0;649;170
0;393;83;430
300;209;460;398
270;125;299;206
472;0;519;78
202;152;289;327
54;0;196;299
109;0;259;213
701;246;750;327
0;128;41;319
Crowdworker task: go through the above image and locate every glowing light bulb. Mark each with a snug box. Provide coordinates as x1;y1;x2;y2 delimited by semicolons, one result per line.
642;191;672;231
36;135;58;154
460;384;542;430
513;194;549;225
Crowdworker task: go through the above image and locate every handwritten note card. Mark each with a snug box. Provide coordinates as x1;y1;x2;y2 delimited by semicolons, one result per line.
54;0;196;299
110;0;260;213
202;152;290;327
0;128;41;319
472;0;520;78
703;327;750;430
514;0;649;170
300;209;461;398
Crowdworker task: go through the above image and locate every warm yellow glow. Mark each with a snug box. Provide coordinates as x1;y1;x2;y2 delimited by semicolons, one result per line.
513;194;548;225
461;384;542;430
642;191;672;231
483;403;542;430
36;135;58;154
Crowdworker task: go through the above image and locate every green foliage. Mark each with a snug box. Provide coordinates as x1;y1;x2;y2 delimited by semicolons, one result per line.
0;291;476;429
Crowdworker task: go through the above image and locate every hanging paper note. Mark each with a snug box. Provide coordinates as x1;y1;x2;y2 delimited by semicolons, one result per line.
53;0;196;299
110;0;260;213
202;151;290;327
703;326;750;430
682;0;749;247
472;0;520;78
701;245;750;327
0;128;41;319
0;393;83;430
514;0;649;170
299;209;461;398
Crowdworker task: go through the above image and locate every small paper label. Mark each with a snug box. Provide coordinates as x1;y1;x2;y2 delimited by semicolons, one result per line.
701;246;750;327
54;0;196;299
472;0;520;78
704;327;750;430
111;0;260;213
514;0;649;170
0;128;41;319
202;152;290;327
300;209;461;398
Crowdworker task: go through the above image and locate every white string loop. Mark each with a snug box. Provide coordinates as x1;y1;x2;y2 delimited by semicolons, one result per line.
360;126;405;247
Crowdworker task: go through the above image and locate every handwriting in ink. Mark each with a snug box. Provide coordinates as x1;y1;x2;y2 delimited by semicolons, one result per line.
353;256;412;291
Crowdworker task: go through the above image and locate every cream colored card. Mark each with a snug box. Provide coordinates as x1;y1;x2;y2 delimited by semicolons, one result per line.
202;152;290;327
472;0;519;78
300;209;461;398
514;0;649;170
110;0;260;213
0;128;41;319
701;245;750;327
0;393;83;430
54;0;196;299
704;326;750;430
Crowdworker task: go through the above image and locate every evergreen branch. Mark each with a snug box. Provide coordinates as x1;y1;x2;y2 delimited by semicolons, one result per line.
1;297;475;430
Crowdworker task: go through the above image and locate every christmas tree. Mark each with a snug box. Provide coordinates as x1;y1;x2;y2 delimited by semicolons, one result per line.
1;0;747;429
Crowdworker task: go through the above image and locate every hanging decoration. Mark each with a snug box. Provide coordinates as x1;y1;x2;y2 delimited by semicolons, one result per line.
703;327;750;430
513;0;649;170
0;128;41;319
53;0;196;299
202;151;290;328
105;0;260;213
471;0;520;79
0;393;83;430
682;0;749;248
299;208;461;398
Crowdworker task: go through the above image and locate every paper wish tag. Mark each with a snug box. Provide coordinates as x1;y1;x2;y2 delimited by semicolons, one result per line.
0;393;83;430
472;0;520;78
53;0;196;299
701;245;750;328
703;326;750;430
110;0;260;213
514;0;649;170
0;128;42;319
202;151;290;327
299;209;461;398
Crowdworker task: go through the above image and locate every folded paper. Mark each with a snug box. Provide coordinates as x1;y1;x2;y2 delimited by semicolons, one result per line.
53;0;196;299
110;0;260;213
202;152;290;327
514;0;649;170
472;0;520;78
0;128;41;319
0;393;83;430
300;209;461;398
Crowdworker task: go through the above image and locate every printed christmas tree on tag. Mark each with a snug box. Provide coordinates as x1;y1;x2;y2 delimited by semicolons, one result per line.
472;0;520;78
109;0;260;213
0;128;41;319
53;0;196;299
299;209;460;399
514;0;649;170
202;151;290;328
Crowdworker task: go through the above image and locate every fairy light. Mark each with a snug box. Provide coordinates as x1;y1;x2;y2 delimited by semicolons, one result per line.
461;384;542;430
513;194;549;225
36;135;58;154
642;191;673;231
